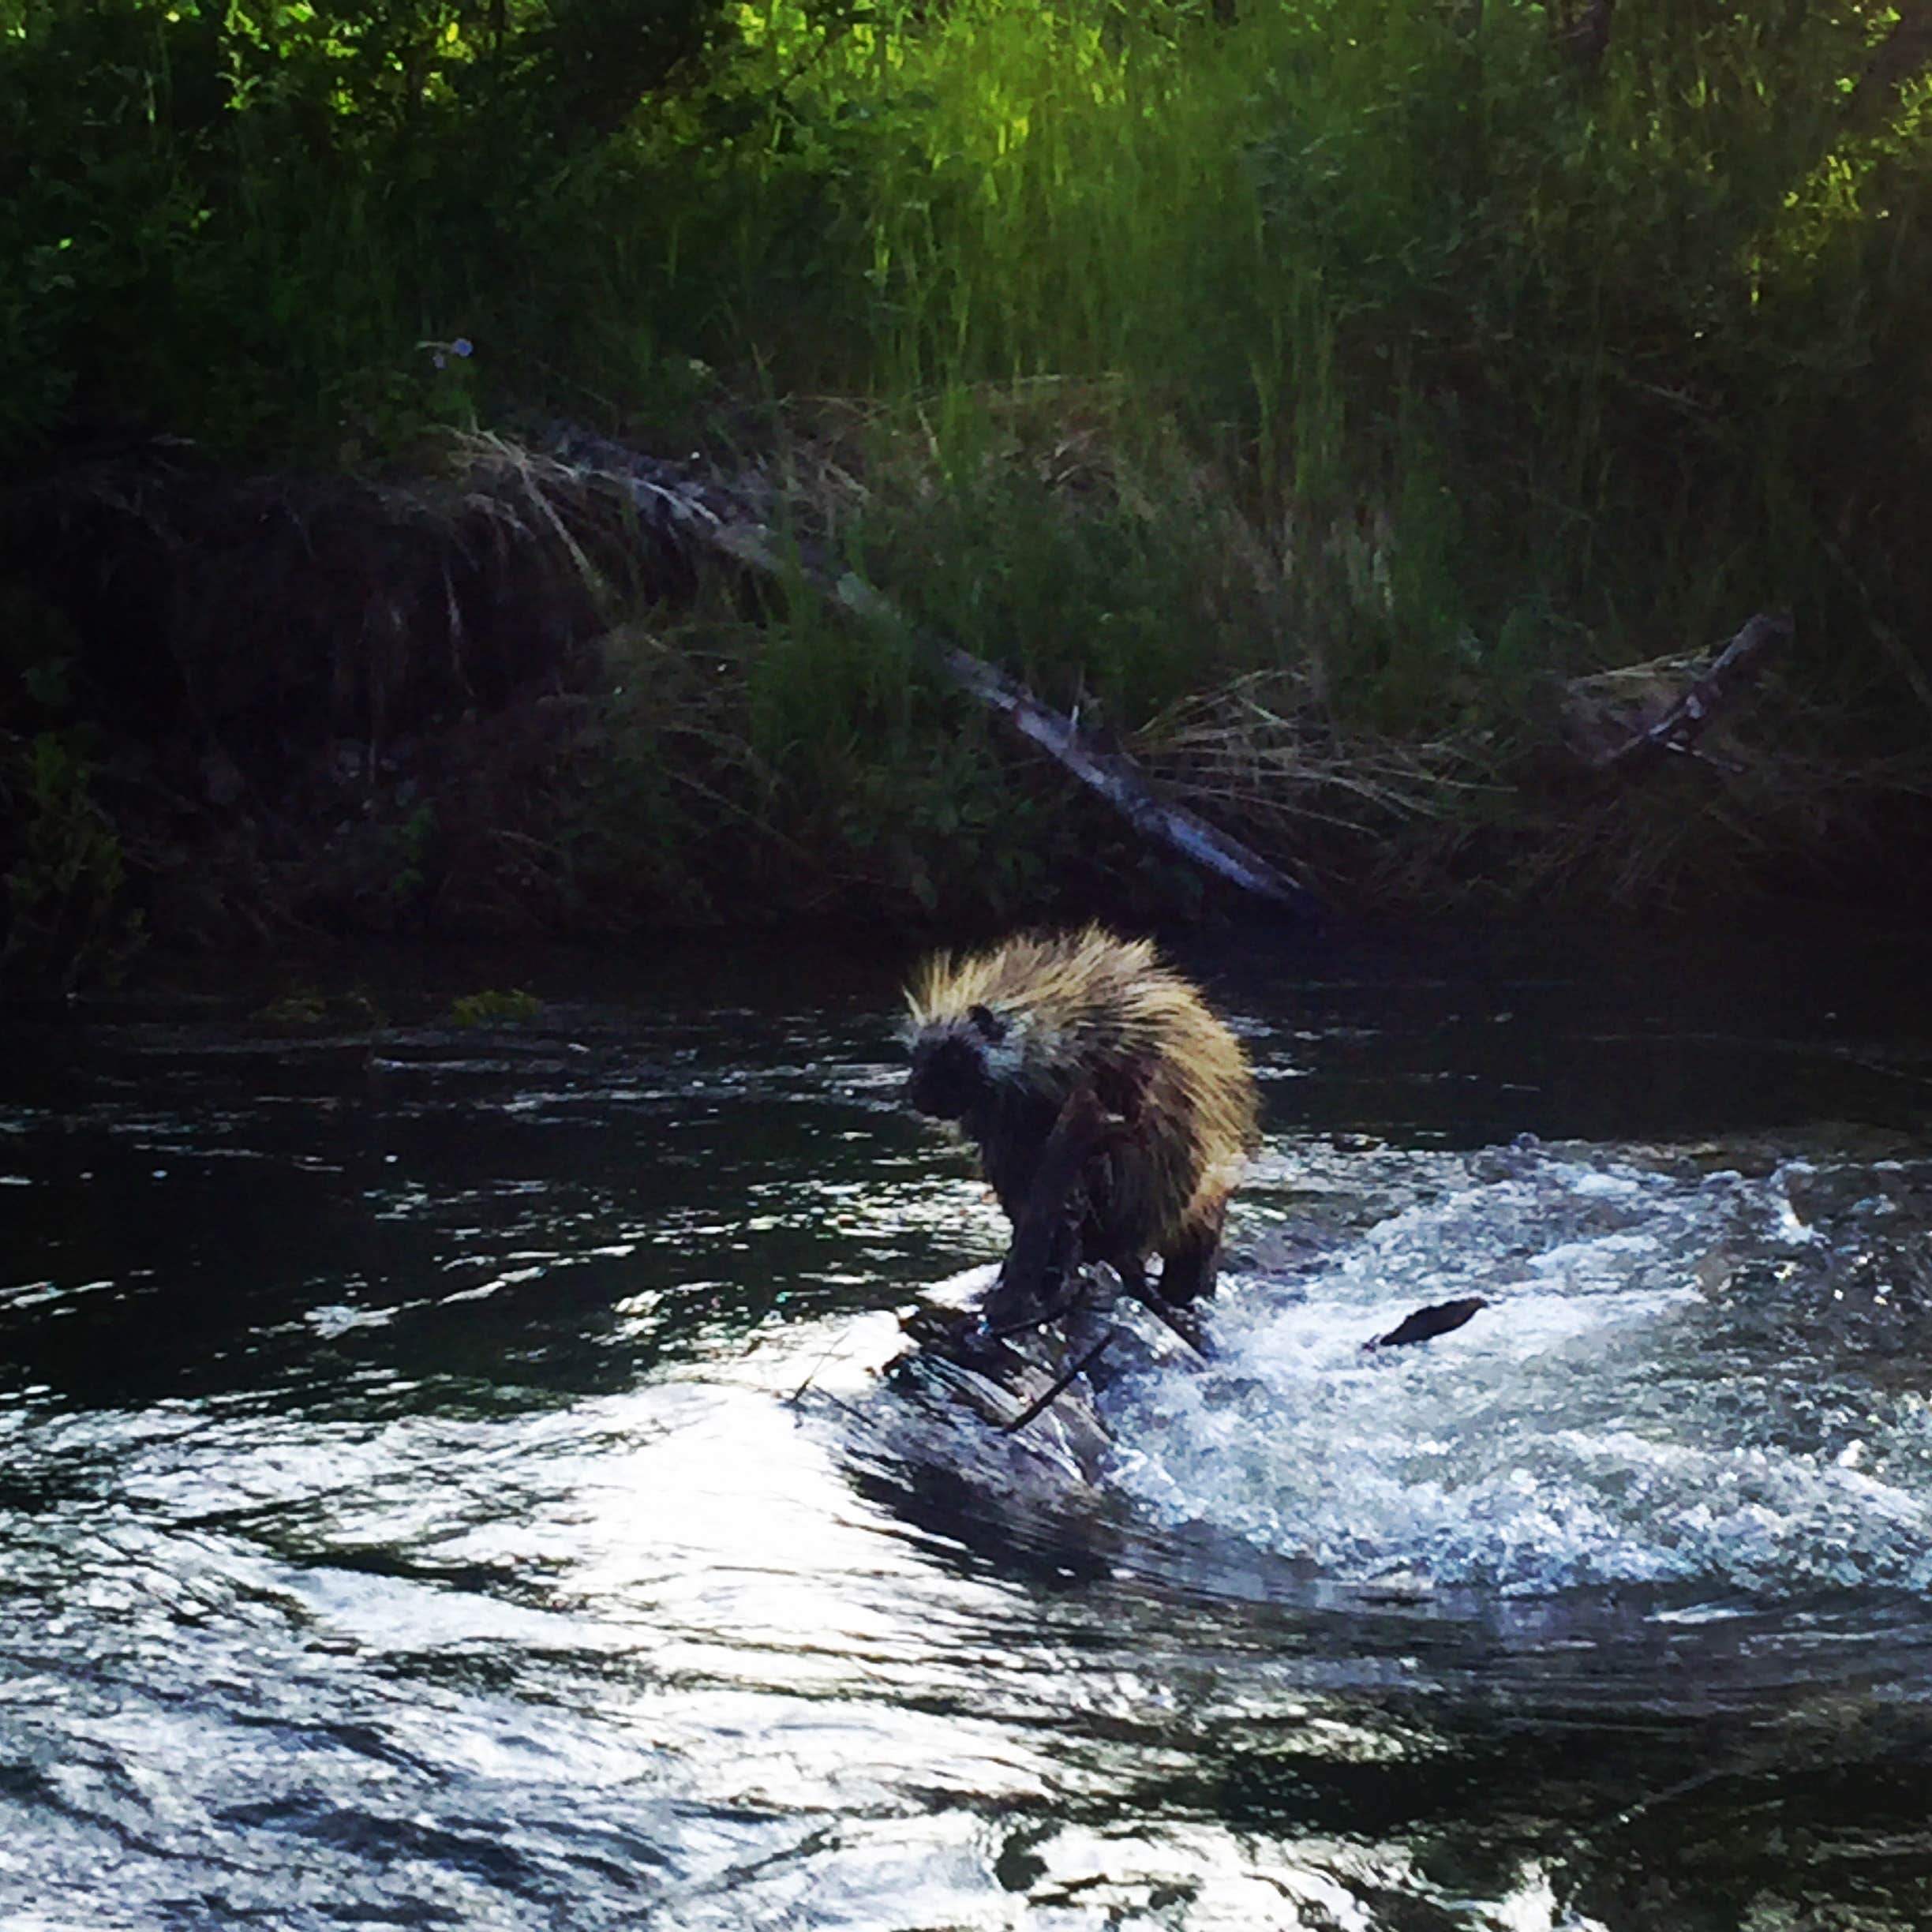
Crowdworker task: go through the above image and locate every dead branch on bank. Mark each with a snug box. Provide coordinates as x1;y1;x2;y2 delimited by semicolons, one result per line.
1565;611;1792;773
541;425;1328;925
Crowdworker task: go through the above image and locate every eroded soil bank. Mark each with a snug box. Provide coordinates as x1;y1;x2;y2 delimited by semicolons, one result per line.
5;433;1930;991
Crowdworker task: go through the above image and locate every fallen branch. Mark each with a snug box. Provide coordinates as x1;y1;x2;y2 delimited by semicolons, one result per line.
546;425;1327;923
1587;611;1792;772
836;576;1327;919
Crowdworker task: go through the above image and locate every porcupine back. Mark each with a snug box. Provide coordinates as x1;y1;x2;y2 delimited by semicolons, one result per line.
907;926;1258;1256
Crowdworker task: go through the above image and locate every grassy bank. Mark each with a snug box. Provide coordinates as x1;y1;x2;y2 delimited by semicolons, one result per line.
4;1;1932;981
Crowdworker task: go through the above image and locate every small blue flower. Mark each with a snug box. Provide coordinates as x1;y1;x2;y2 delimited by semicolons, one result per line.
452;338;474;358
432;351;447;370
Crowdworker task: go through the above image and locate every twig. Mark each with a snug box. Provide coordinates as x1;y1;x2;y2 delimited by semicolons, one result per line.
1002;1334;1118;1434
1589;612;1792;771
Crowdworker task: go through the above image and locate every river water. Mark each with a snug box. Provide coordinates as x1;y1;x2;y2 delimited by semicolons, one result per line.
2;924;1930;1930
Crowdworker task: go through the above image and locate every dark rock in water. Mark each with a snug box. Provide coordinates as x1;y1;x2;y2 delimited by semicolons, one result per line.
1363;1296;1488;1352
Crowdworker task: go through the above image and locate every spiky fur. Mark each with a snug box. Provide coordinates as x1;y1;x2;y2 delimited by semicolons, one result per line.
904;926;1259;1302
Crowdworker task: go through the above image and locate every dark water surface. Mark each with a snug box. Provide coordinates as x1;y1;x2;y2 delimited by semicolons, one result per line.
3;923;1931;1930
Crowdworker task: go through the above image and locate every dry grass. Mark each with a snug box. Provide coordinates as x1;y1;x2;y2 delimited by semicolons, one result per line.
7;418;1932;991
1133;648;1932;917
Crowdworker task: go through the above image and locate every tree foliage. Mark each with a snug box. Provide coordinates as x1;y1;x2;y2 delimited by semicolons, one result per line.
0;0;758;451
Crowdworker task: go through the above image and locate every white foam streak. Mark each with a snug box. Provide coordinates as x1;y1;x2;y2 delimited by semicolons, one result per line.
1101;1148;1932;1598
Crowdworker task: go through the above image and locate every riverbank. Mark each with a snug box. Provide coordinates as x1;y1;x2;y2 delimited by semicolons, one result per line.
5;414;1932;992
5;1;1931;986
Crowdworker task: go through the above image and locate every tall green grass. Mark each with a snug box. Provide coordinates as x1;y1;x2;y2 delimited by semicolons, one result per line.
11;1;1928;651
626;0;1932;723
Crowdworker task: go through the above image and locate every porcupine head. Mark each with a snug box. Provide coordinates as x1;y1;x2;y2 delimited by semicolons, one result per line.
902;996;1020;1133
900;930;1105;1137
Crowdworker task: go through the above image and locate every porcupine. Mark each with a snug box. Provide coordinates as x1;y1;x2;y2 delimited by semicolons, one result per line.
904;926;1259;1324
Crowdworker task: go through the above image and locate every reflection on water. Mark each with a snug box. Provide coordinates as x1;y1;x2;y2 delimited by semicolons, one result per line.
2;925;1930;1929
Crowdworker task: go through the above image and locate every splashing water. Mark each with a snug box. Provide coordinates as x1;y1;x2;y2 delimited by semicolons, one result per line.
1102;1142;1932;1600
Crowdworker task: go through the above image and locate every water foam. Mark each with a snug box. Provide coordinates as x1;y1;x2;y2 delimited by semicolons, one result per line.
1102;1144;1932;1598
